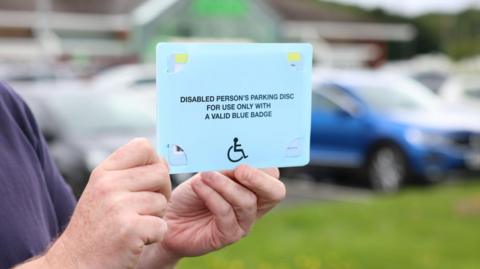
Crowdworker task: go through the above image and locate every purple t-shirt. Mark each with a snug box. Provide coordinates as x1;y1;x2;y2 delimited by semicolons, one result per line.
0;82;76;268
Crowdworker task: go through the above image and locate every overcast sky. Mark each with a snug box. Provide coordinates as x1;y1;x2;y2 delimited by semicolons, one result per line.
325;0;480;16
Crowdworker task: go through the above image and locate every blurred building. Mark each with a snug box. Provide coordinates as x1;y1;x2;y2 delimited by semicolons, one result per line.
133;0;416;67
0;0;416;69
267;0;416;67
0;0;140;71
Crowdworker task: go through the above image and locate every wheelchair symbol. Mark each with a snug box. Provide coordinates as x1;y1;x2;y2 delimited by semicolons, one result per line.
227;137;248;163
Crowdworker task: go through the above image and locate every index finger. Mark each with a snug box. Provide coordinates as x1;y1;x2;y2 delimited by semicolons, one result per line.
101;138;160;171
233;165;285;202
222;167;279;179
113;162;171;198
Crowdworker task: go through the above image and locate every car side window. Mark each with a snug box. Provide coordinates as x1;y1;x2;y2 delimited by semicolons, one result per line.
465;87;480;100
314;84;356;110
129;78;156;89
319;85;361;115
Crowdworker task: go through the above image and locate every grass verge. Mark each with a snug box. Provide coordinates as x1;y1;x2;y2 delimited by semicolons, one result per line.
178;181;480;269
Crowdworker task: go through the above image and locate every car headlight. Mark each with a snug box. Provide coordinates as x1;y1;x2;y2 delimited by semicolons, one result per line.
86;149;110;171
405;128;452;146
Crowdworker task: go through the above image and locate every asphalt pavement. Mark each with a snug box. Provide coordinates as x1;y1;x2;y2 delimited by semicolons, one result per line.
281;177;373;206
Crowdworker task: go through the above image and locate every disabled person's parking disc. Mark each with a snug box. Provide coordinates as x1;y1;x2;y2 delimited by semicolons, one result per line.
156;43;312;174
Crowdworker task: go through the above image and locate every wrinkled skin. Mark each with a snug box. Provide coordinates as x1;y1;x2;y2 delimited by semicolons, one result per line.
16;138;285;269
137;165;286;269
161;166;285;257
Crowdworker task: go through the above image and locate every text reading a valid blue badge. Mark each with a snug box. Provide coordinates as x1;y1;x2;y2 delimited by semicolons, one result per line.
180;93;295;120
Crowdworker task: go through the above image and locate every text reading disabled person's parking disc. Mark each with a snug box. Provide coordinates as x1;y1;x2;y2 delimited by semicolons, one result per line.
156;43;312;174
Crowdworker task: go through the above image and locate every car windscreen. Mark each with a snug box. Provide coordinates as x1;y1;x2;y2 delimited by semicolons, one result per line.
48;93;155;135
353;78;441;112
413;72;448;94
464;87;480;100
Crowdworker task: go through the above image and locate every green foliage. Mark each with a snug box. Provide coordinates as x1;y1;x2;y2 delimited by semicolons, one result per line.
313;0;480;59
178;181;480;269
443;9;480;59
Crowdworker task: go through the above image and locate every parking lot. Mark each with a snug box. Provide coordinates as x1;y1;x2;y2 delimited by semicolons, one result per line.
2;0;480;268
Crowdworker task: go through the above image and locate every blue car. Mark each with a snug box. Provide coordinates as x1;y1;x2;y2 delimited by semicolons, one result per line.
310;70;480;192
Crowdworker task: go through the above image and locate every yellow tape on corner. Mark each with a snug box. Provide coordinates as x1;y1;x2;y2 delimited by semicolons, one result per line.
288;52;302;62
175;54;189;64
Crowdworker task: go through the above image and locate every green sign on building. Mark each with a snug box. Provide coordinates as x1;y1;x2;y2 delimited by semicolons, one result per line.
134;0;280;61
192;0;249;16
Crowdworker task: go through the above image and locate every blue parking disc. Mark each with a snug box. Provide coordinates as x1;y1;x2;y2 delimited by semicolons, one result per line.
156;43;312;174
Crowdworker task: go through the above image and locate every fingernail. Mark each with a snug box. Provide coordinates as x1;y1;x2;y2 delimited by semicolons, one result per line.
201;172;215;183
239;164;250;169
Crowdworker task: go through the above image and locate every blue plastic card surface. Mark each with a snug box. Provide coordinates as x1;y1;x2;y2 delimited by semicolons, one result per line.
156;43;312;174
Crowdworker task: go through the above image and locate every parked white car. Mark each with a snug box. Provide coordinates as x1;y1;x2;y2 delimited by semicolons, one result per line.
92;64;156;92
91;64;193;185
438;74;480;110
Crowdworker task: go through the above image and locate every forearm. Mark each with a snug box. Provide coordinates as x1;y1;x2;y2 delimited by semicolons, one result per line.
14;234;82;269
14;243;179;269
137;244;180;269
13;256;49;269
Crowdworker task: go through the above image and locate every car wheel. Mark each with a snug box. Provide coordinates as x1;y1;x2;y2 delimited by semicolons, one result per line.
367;145;407;193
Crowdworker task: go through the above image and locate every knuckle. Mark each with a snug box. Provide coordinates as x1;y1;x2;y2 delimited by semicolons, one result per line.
155;163;170;179
272;182;287;202
247;193;258;208
124;172;137;186
215;174;229;188
231;228;245;243
135;138;154;153
139;194;167;216
158;157;170;172
235;164;253;182
118;215;137;238
131;166;148;180
240;192;257;209
241;225;252;238
157;203;168;216
218;204;234;218
131;240;144;256
106;194;124;212
271;168;280;179
157;194;168;207
89;167;104;182
93;177;113;197
151;164;171;192
156;218;168;236
132;137;150;146
128;138;155;158
149;193;167;208
139;218;167;246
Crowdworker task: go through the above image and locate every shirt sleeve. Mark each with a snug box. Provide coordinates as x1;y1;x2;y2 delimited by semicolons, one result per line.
1;83;76;231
